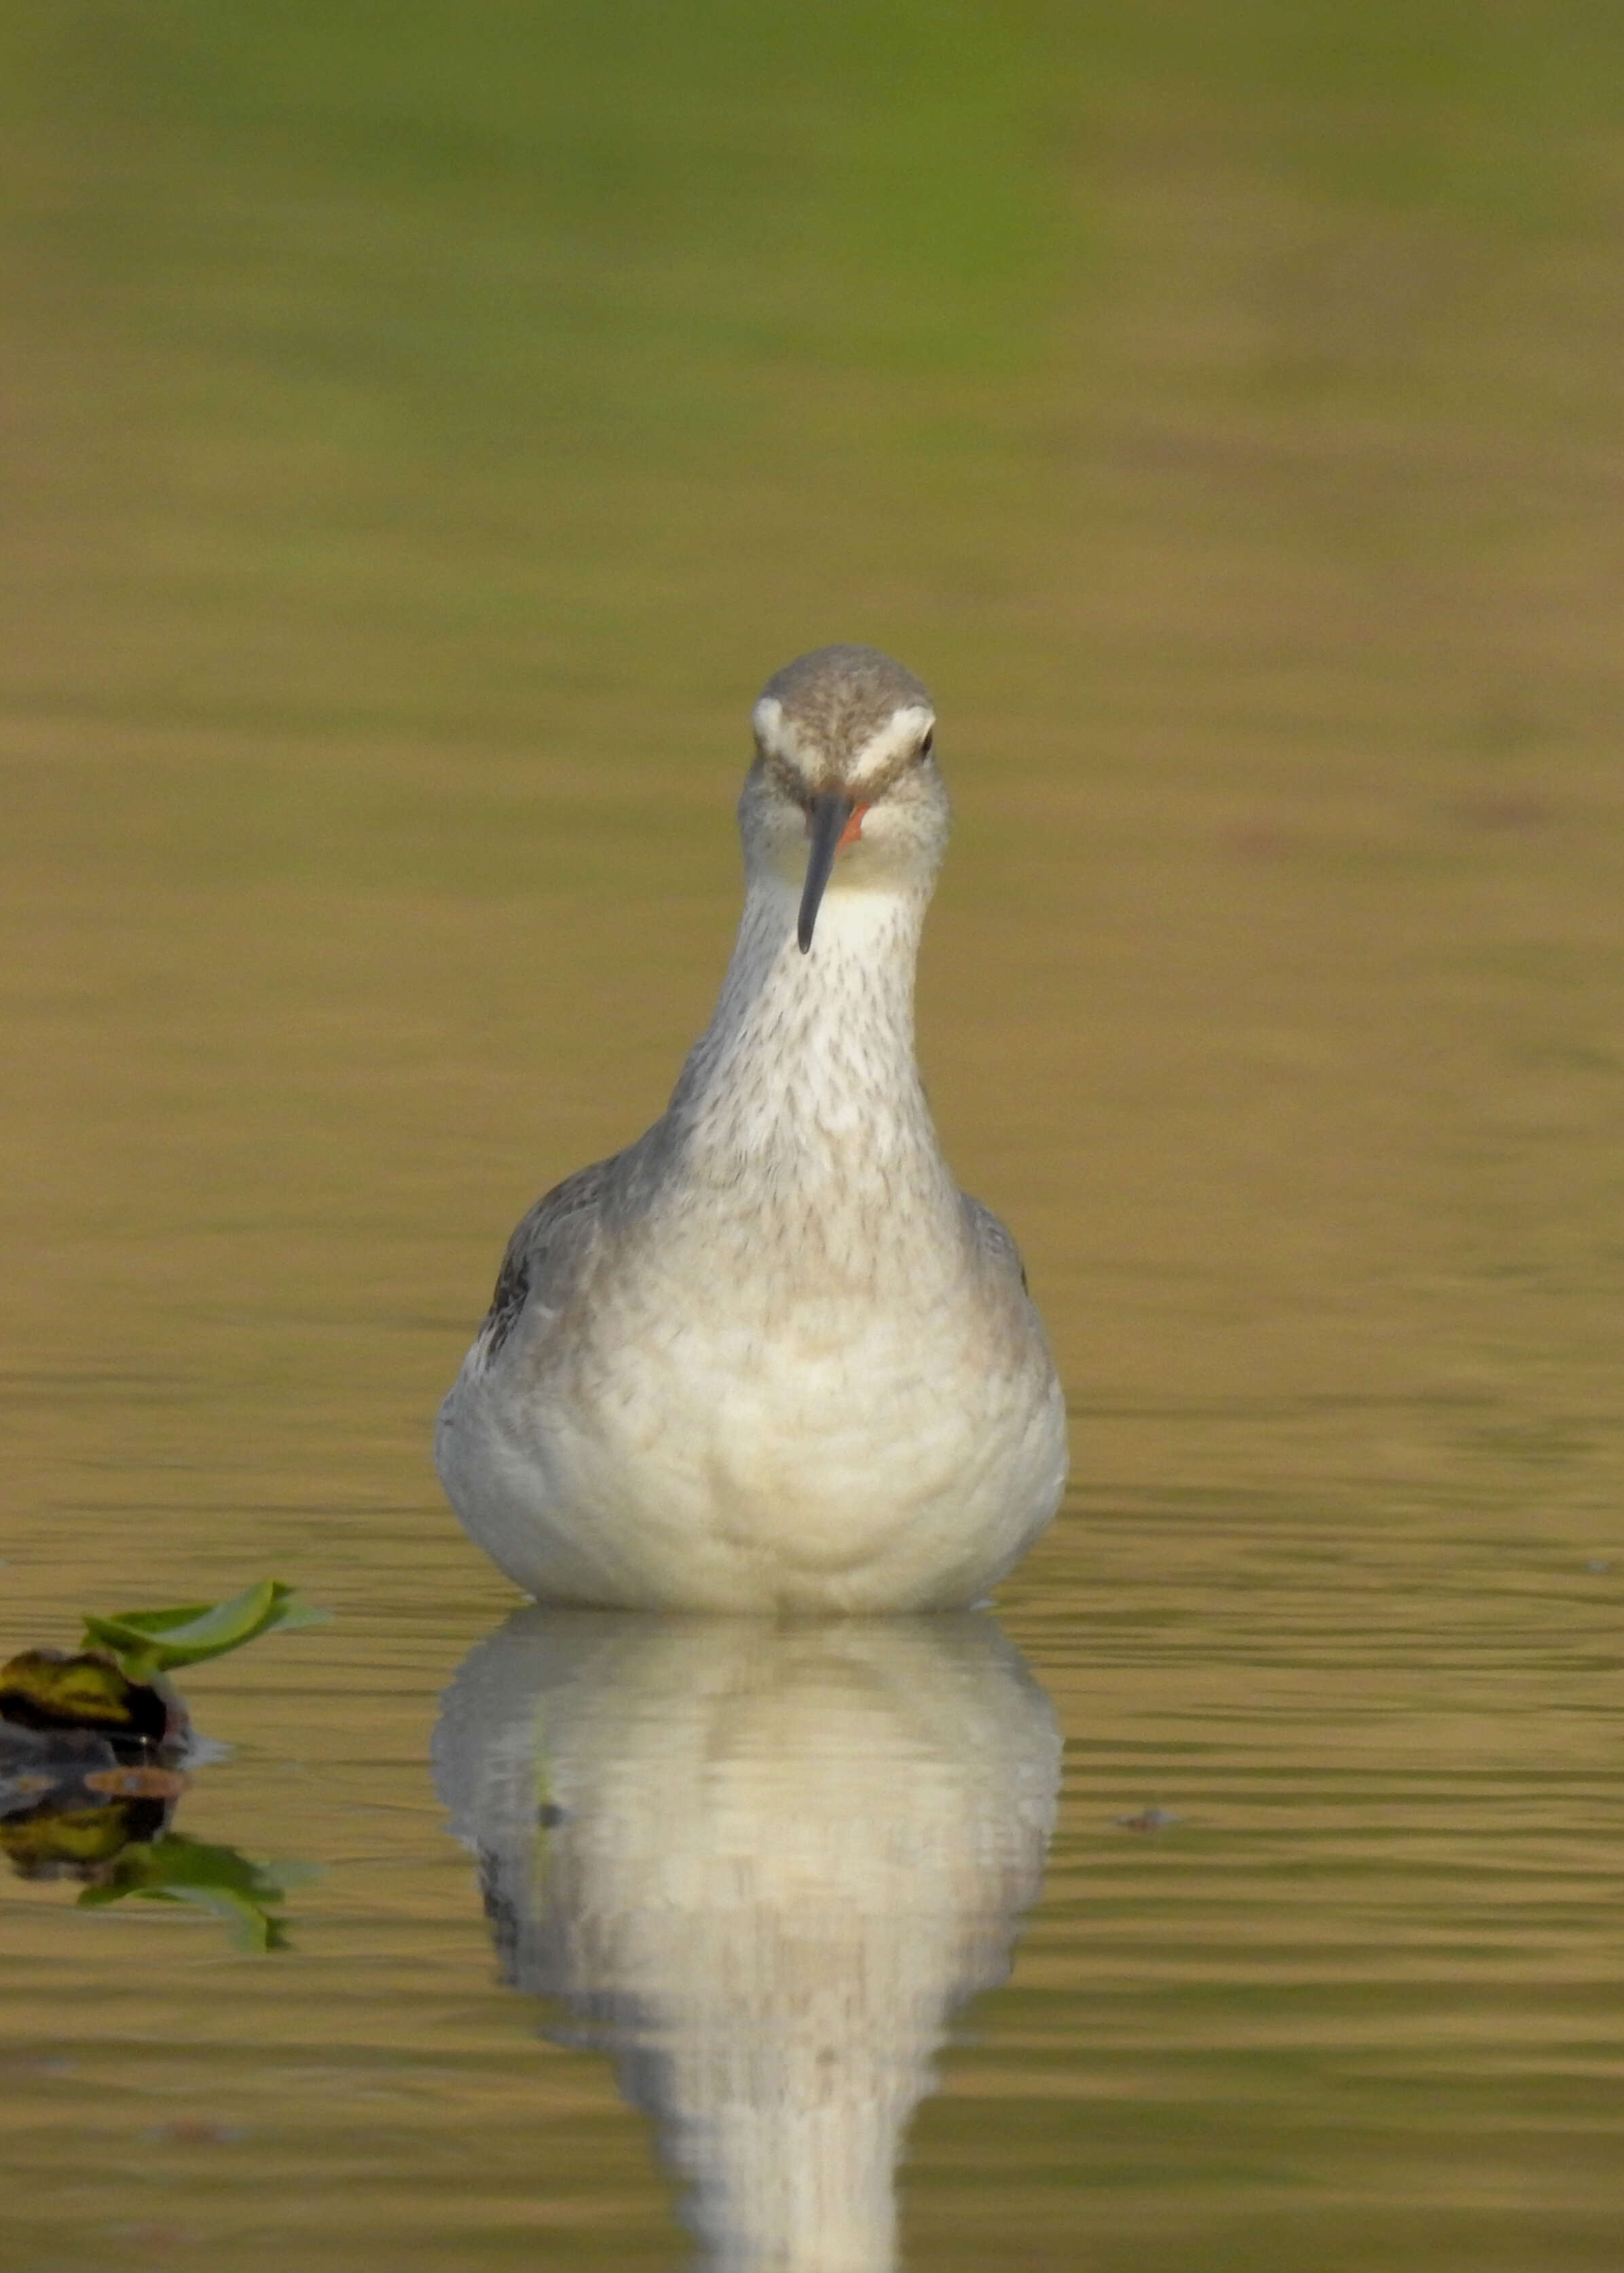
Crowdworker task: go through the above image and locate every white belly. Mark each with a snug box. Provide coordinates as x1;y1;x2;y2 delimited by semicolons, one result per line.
436;1297;1067;1613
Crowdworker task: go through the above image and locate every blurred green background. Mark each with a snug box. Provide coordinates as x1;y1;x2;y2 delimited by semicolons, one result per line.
7;0;1623;753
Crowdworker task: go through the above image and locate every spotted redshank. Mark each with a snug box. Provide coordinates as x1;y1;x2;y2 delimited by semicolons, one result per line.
435;644;1067;1610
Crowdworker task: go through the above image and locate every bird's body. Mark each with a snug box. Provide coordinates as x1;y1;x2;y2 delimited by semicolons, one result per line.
435;647;1066;1612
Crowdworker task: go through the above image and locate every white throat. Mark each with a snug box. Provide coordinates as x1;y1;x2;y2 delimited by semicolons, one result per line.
666;869;944;1204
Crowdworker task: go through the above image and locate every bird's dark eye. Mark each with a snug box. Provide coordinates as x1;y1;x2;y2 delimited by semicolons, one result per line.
919;728;934;759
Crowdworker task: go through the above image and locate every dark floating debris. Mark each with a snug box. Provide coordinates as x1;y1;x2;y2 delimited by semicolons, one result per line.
1113;1806;1185;1833
0;1579;328;1951
0;1646;181;1744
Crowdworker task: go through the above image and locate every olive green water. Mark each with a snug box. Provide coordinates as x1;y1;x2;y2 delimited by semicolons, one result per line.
3;5;1623;2268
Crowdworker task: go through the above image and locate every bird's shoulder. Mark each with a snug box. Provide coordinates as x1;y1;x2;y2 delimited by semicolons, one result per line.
479;1151;623;1358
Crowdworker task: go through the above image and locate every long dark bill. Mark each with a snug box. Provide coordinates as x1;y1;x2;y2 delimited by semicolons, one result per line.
798;791;856;954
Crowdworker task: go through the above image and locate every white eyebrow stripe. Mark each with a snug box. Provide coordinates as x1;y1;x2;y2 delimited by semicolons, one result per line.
752;695;936;783
752;695;831;775
849;705;935;789
751;695;786;747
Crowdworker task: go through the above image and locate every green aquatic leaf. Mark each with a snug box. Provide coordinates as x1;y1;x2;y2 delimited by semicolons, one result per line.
80;1581;330;1678
77;1832;315;1952
130;1883;291;1953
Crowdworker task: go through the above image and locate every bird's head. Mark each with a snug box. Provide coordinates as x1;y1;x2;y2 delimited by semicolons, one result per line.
739;644;950;952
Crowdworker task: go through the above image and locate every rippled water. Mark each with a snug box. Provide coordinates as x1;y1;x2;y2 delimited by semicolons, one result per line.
5;6;1624;2268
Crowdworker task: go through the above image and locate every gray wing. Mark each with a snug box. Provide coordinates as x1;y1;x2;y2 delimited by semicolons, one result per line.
478;1152;623;1360
962;1194;1031;1297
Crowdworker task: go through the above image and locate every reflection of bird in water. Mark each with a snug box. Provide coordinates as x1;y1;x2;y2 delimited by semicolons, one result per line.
434;1610;1060;2273
436;646;1067;1612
